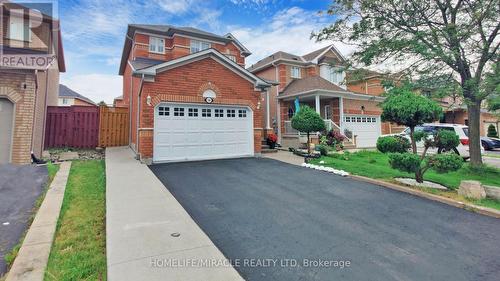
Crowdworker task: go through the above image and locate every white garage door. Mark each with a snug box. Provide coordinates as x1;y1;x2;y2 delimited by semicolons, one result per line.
343;115;381;148
154;103;254;162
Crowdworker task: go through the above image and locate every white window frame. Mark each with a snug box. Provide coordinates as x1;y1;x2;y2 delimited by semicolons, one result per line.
62;98;69;105
190;40;211;54
290;66;301;79
149;36;165;54
8;12;31;41
329;67;345;85
324;105;332;120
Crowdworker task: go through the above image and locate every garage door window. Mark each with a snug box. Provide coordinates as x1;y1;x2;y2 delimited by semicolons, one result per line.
227;109;236;117
174;107;184;116
215;109;224;117
238;109;247;118
202;108;211;117
158;106;169;116
188;108;198;117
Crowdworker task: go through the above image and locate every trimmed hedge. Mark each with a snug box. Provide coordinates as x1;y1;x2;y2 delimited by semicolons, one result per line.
376;136;411;153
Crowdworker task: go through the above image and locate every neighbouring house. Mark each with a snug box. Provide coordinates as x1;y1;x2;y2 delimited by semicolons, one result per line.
0;1;65;164
415;79;499;136
58;84;96;106
119;24;271;163
248;45;399;148
113;95;127;107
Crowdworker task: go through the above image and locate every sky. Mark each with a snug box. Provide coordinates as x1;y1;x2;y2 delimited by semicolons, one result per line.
54;0;353;104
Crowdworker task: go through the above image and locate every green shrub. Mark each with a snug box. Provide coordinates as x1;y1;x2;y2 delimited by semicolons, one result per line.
376;136;411;153
487;124;498;138
388;153;421;173
434;130;459;150
429;153;463;173
315;144;329;156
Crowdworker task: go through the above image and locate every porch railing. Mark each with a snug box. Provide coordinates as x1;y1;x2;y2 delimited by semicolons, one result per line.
284;119;353;143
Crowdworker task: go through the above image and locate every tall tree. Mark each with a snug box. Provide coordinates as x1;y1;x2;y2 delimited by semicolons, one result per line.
314;0;499;166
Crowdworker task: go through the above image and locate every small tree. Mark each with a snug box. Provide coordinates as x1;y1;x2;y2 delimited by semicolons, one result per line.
291;106;325;154
389;131;463;183
381;84;442;153
381;85;462;183
487;124;498;138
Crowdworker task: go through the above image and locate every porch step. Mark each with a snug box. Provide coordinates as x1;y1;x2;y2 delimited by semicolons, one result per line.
343;141;356;149
261;148;278;153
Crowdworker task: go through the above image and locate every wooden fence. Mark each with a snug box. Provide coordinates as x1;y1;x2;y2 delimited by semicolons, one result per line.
44;105;129;149
99;106;129;147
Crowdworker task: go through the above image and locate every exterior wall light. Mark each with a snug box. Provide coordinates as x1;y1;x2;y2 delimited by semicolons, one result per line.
146;95;152;106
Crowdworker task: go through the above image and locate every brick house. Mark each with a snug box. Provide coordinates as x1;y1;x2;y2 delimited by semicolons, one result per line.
118;24;271;163
248;45;400;148
58;84;96;106
0;1;65;164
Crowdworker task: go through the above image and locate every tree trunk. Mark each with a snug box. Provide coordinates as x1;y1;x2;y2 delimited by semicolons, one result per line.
307;132;311;155
409;126;417;154
415;169;424;183
468;101;483;166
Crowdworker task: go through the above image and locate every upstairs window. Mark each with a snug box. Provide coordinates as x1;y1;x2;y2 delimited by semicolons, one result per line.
329;67;344;84
8;12;31;41
226;54;236;62
291;66;301;78
190;40;211;53
149;37;165;54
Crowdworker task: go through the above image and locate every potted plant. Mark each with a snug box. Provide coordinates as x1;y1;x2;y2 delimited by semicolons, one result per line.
266;133;278;149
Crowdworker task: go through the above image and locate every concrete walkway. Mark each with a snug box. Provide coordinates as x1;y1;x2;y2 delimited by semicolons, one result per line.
105;147;243;281
263;150;304;166
6;162;71;281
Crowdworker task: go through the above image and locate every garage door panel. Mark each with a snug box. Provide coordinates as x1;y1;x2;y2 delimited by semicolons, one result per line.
344;115;381;148
154;103;253;162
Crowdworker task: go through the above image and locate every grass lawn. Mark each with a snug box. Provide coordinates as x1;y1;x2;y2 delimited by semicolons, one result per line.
4;163;59;268
311;150;500;210
44;160;106;281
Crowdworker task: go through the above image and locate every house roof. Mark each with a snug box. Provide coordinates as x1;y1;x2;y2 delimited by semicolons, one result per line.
247;45;345;73
280;76;351;97
129;57;165;70
134;48;271;89
119;24;251;75
59;84;96;105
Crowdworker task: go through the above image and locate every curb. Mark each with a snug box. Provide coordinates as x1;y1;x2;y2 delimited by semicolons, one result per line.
350;175;500;219
5;162;72;281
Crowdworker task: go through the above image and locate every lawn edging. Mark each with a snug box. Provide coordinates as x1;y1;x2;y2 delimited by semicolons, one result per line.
5;162;72;281
350;174;500;219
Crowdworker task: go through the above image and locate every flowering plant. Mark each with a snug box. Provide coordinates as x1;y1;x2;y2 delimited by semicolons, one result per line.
266;133;278;148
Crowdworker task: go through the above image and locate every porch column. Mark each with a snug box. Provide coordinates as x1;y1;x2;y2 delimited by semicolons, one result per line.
265;89;271;129
315;95;320;115
339;96;344;131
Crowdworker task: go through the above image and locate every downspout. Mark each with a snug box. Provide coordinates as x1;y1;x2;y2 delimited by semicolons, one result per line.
136;74;145;160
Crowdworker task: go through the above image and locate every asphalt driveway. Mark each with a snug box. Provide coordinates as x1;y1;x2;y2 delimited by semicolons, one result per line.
0;164;48;276
150;158;500;281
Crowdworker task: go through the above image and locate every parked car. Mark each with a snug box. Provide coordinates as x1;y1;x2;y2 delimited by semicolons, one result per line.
481;137;500;150
383;123;484;159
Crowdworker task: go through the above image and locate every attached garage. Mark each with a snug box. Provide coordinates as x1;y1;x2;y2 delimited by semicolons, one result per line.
0;98;14;164
343;115;381;148
154;103;254;162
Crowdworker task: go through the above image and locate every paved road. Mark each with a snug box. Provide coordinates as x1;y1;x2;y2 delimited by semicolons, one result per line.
150;158;500;281
0;164;48;277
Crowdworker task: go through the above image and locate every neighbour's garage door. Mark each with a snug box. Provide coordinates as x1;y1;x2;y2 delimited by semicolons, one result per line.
343;115;381;148
154;103;254;162
0;98;14;164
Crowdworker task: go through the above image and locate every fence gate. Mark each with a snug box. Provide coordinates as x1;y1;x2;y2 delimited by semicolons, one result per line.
45;106;99;148
98;106;129;147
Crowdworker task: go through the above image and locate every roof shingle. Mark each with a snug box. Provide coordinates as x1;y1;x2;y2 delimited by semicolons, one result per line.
59;84;96;105
280;76;350;97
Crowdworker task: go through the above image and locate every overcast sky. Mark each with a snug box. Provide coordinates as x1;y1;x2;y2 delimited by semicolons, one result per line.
56;0;353;104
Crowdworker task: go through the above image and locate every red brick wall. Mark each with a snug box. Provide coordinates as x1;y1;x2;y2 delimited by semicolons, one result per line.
131;33;246;65
137;57;263;159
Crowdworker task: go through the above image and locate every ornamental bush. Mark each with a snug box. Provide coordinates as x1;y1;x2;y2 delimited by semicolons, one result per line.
291;106;325;154
429;154;463;174
376;136;411;153
388;153;421;174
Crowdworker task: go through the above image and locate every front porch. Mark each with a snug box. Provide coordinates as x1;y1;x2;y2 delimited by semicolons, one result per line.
279;93;357;148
